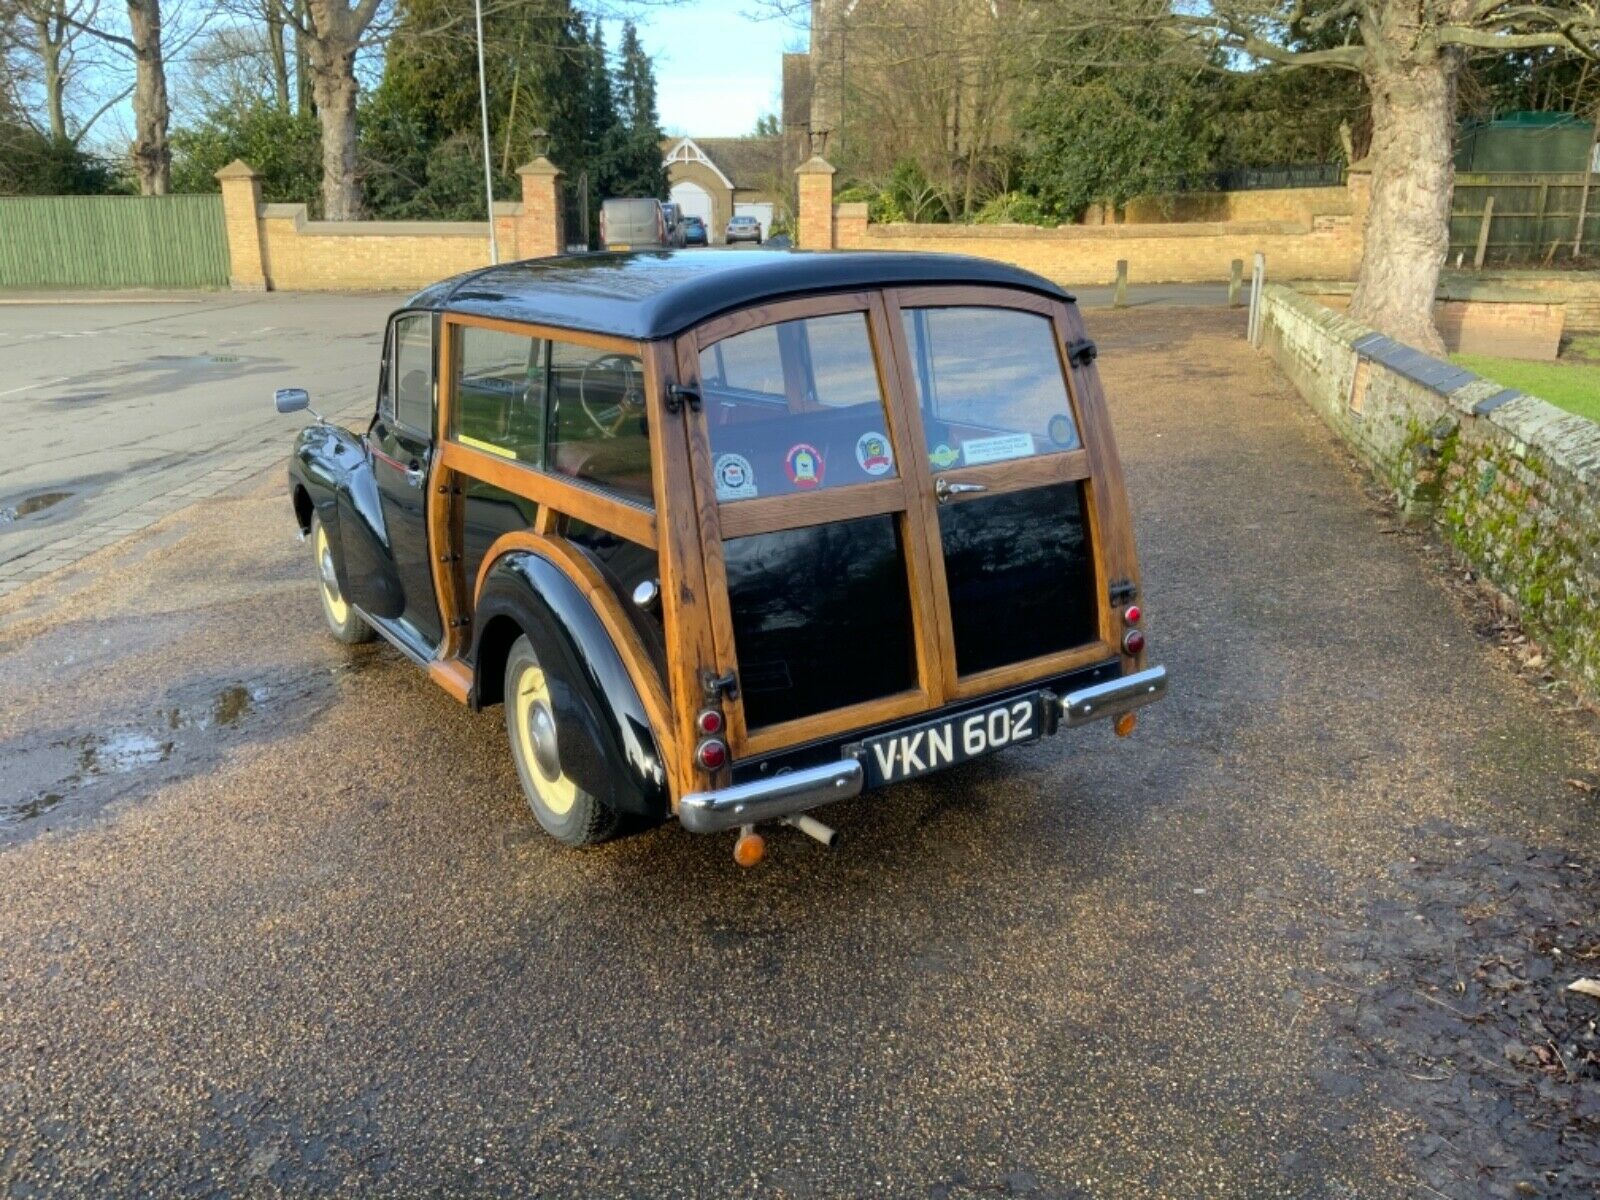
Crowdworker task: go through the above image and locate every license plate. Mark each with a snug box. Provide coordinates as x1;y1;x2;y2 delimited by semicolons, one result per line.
610;243;631;251
860;693;1043;786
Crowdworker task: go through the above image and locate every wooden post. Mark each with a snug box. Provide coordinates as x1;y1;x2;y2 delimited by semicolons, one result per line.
1533;182;1549;259
1247;252;1266;348
1575;121;1598;258
1228;258;1244;307
1473;195;1495;270
1113;259;1128;308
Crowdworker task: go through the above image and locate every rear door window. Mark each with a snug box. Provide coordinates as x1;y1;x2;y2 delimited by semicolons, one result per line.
901;307;1080;468
698;312;897;501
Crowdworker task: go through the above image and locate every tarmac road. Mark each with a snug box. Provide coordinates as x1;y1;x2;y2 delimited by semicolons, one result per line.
0;307;1596;1198
0;293;400;567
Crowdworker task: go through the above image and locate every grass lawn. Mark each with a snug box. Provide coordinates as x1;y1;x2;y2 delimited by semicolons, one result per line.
1451;336;1600;424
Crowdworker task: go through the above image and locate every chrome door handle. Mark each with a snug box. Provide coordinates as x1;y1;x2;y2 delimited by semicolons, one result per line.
935;477;987;504
405;465;426;487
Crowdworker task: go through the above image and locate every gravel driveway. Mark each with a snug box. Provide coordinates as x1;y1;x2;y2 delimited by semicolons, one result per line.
0;306;1595;1198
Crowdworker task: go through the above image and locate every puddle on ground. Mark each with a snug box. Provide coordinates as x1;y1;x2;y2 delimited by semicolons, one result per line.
0;491;73;525
1;673;325;835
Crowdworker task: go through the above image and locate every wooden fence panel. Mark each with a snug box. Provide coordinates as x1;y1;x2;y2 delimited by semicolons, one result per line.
0;194;230;288
1451;173;1600;264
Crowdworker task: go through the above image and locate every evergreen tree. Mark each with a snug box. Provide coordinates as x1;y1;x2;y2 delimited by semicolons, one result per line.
610;20;666;199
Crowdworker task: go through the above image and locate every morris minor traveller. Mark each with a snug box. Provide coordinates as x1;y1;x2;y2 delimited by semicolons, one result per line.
279;250;1166;863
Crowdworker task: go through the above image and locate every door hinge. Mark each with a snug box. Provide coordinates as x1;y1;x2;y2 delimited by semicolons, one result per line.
1066;338;1098;368
702;668;739;703
1109;578;1138;606
665;384;702;415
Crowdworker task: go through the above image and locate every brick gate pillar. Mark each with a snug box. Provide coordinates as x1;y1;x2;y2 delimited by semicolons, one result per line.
517;158;565;259
215;159;267;291
795;156;837;250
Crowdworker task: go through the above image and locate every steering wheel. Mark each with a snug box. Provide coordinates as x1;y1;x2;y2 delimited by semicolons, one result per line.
578;355;645;438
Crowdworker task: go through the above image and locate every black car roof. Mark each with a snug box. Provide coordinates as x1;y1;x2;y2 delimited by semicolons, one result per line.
408;249;1074;341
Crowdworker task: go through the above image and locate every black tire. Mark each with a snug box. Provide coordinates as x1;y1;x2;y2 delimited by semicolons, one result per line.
311;514;375;644
503;635;618;846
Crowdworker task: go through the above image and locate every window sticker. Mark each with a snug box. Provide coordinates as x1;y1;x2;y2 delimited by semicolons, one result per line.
855;431;894;477
714;453;758;501
929;443;959;469
1047;414;1079;449
962;432;1035;466
784;443;824;490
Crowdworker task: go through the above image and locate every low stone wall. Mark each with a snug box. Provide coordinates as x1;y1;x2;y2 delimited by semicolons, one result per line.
1260;284;1600;698
836;210;1360;286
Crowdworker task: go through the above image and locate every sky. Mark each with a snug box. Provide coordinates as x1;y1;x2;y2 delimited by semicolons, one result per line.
609;1;801;138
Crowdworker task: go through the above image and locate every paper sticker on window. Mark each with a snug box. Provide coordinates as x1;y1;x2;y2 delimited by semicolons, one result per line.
855;431;894;477
929;443;959;469
961;432;1035;465
715;453;758;501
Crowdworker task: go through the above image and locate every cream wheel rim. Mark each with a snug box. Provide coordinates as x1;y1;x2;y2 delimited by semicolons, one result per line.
515;665;577;815
315;524;348;625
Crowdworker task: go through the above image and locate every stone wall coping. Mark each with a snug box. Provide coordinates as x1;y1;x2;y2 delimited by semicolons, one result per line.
259;203;503;238
516;156;562;178
215;159;261;181
866;218;1320;241
1265;283;1600;485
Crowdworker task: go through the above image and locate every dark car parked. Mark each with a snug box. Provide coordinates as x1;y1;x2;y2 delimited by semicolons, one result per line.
277;250;1165;864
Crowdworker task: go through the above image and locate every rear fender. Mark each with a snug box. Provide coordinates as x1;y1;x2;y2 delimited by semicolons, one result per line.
472;551;668;822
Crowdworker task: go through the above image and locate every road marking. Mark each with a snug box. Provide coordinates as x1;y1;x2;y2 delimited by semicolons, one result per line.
0;376;68;397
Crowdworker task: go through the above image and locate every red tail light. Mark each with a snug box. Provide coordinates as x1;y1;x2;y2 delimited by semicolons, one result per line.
1123;604;1142;625
696;739;728;770
1122;629;1146;656
696;708;724;736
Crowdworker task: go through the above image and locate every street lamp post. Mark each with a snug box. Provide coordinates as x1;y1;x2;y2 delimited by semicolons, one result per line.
474;0;498;264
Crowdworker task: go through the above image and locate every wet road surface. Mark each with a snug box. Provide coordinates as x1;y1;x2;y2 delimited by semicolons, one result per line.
0;307;1596;1197
0;293;399;566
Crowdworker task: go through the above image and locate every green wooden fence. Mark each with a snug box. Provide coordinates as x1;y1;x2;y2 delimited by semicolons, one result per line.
0;194;230;288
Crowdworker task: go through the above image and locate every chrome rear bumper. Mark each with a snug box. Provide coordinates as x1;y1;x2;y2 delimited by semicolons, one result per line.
679;759;864;834
677;665;1167;834
1058;665;1168;727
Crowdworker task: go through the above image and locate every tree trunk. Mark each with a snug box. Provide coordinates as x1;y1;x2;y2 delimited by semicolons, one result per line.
293;0;313;116
266;1;291;111
306;31;362;219
32;15;67;142
1348;49;1460;356
126;0;170;195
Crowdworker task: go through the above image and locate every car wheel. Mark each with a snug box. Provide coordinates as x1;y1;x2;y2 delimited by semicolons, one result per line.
311;514;374;644
504;635;619;846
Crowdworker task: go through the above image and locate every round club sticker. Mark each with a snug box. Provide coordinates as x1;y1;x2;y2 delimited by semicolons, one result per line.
784;443;824;490
1048;414;1078;448
855;431;894;477
929;443;959;469
714;453;757;500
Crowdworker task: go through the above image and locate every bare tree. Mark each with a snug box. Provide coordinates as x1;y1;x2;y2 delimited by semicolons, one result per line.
7;0;95;141
1139;0;1600;352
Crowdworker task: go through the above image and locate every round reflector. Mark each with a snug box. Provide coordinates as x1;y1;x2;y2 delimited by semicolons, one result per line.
697;738;728;770
1122;629;1146;656
1124;605;1142;625
697;708;725;736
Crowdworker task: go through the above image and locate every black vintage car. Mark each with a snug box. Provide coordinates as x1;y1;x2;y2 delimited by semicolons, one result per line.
279;250;1165;864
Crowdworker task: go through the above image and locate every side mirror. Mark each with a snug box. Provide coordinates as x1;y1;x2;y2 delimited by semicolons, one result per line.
275;387;310;414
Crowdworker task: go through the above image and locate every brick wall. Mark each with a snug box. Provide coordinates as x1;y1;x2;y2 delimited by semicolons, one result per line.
1260;284;1600;699
1300;287;1567;360
219;157;564;292
1120;186;1350;226
836;217;1360;286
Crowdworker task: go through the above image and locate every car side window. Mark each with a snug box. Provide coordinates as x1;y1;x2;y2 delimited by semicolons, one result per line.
545;339;653;506
391;313;434;435
452;325;548;464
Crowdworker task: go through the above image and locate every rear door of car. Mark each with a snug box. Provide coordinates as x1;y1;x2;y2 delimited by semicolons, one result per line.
673;286;1135;761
